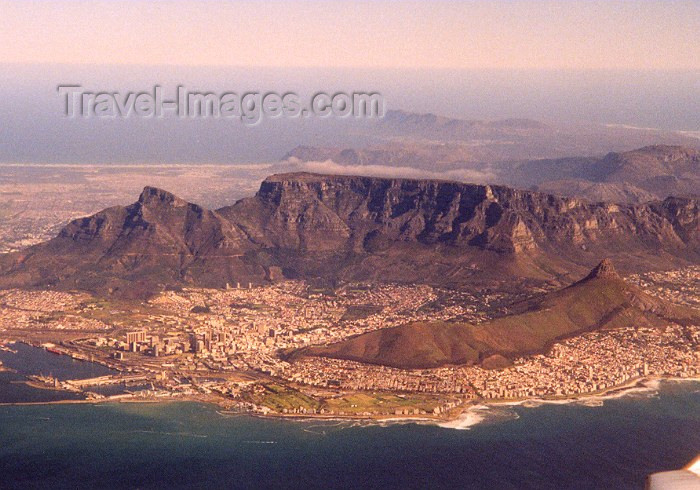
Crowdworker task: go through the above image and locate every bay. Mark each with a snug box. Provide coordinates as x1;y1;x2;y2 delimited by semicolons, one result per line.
0;381;698;489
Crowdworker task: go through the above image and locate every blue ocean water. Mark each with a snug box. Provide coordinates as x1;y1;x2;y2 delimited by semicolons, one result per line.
0;342;115;380
0;343;117;404
2;65;698;165
0;381;698;489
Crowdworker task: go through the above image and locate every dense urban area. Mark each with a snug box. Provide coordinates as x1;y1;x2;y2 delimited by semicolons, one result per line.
0;266;698;420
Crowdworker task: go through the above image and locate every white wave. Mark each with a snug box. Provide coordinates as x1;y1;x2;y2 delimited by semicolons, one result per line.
130;429;208;438
575;399;604;407
642;379;662;390
437;409;486;430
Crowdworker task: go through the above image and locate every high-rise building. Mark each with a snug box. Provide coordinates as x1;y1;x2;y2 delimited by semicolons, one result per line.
126;330;146;344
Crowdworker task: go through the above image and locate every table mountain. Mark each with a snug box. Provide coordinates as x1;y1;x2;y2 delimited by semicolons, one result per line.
0;173;698;296
288;144;700;204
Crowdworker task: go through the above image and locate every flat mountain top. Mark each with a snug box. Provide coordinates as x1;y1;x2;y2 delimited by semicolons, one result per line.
286;143;700;204
0;172;698;297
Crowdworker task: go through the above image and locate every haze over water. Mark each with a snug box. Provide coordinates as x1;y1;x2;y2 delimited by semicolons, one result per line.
1;65;698;164
0;3;698;488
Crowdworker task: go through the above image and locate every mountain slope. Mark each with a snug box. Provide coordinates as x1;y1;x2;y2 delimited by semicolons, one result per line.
305;260;700;369
516;145;700;202
0;173;698;296
288;143;700;204
0;187;266;297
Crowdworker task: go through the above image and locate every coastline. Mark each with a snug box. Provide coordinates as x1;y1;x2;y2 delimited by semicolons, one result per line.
2;375;697;428
487;375;667;408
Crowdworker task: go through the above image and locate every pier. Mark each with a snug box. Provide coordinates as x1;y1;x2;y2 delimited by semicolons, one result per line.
65;374;151;388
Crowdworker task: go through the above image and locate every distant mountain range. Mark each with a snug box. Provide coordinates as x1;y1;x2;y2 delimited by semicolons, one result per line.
286;144;700;204
285;110;700;169
0;172;697;297
284;110;700;204
302;259;700;369
511;145;700;203
376;110;699;160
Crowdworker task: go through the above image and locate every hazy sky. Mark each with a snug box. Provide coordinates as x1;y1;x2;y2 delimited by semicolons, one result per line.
1;0;698;70
1;0;698;165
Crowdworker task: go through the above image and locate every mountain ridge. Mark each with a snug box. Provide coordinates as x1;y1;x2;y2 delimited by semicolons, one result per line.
522;145;700;202
286;144;700;203
303;259;700;369
0;172;697;297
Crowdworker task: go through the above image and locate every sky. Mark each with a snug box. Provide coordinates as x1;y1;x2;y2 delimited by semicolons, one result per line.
0;1;697;165
0;0;699;70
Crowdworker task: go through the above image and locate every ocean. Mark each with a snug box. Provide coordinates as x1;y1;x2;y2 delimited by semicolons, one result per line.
0;345;698;489
2;65;699;165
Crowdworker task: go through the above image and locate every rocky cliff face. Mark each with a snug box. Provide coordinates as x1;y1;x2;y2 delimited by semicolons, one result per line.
224;172;697;256
0;172;698;296
582;258;619;281
0;187;265;296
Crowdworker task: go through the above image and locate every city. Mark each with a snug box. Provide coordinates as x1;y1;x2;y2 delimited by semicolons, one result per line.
1;267;698;420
